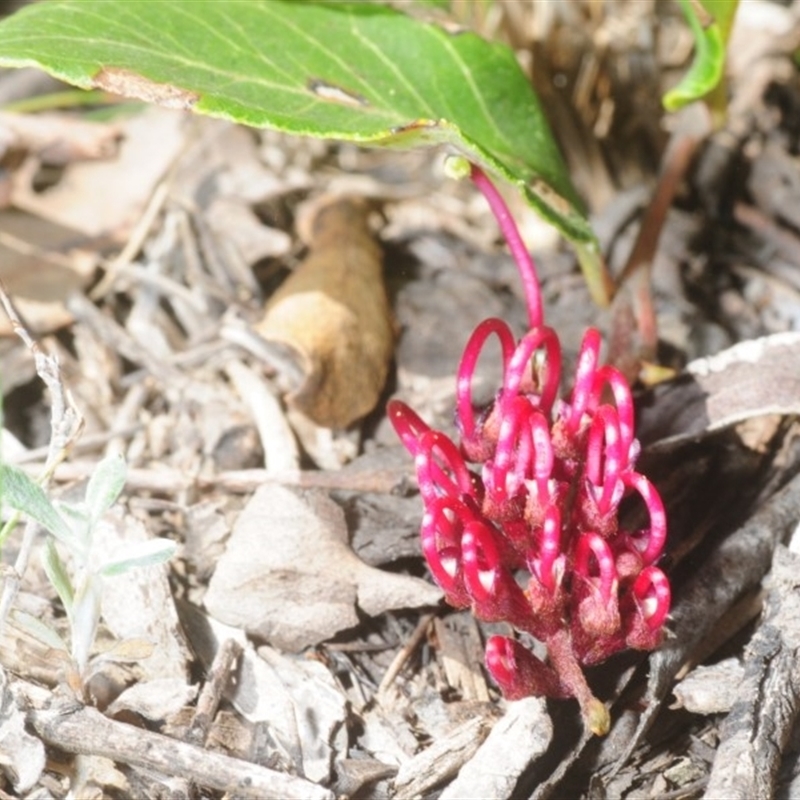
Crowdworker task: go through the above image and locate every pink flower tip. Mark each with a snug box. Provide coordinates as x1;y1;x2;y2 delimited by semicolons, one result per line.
387;400;429;456
633;566;671;631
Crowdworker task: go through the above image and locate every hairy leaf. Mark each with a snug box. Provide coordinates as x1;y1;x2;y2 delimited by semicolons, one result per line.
84;452;127;524
98;537;177;577
42;539;74;614
11;608;69;654
0;465;74;544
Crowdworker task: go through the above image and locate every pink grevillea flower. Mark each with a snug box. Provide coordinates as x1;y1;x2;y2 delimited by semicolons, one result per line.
389;163;670;735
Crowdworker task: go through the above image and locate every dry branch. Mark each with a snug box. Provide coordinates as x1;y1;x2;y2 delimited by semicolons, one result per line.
27;701;334;800
704;545;800;799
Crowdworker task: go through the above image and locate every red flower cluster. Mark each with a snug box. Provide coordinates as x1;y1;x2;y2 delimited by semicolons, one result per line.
389;164;670;735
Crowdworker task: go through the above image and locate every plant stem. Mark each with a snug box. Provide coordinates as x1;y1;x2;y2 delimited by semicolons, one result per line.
546;628;610;736
469;164;543;329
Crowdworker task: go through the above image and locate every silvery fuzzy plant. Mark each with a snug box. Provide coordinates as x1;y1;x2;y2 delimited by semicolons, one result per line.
0;453;176;692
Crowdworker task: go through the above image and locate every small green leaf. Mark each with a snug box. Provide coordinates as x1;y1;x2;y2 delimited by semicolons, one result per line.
663;0;737;112
98;537;177;577
0;0;593;246
42;539;75;614
0;464;74;544
11;609;69;654
53;501;91;549
84;453;127;524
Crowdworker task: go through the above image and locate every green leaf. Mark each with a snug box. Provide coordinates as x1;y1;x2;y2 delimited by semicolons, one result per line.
84;453;127;524
98;537;177;577
0;0;592;246
663;0;738;112
0;464;74;544
42;539;75;614
11;609;69;654
53;501;91;549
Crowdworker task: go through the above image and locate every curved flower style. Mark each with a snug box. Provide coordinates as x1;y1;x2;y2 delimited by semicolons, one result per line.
389;164;670;736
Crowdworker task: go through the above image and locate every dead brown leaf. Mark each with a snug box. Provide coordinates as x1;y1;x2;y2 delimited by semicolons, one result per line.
203;484;442;651
637;331;800;450
105;678;198;722
0;110;121;165
256;197;394;429
10;106;186;240
179;606;348;784
0;210;96;336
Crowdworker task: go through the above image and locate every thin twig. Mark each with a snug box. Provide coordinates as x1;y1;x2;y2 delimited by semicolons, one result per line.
225;360;300;473
185;638;243;748
0;280;84;472
42;462;412;495
66;290;181;383
10;424;142;465
90;180;170;300
0;281;84;637
377;612;435;699
0;230;80;271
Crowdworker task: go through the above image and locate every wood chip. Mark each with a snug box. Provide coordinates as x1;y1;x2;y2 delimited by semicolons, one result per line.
672;658;745;715
393;714;493;799
440;698;552;800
